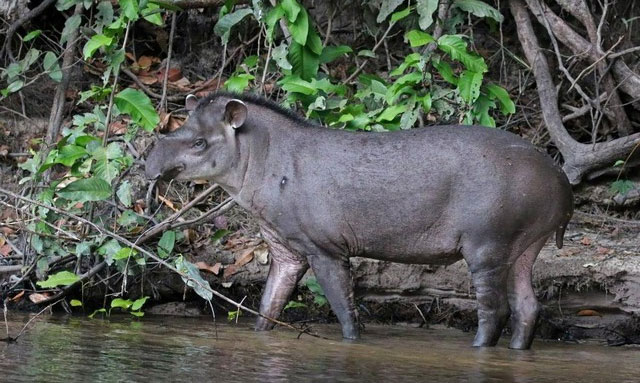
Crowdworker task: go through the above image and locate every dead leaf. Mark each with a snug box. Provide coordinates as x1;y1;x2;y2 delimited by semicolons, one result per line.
134;200;146;215
138;74;159;85
577;309;602;317
183;228;197;243
167;115;185;132
223;247;256;278
10;291;24;302
109;120;128;135
138;56;154;70
254;244;269;264
580;236;592;246
596;247;612;255
0;227;15;236
0;244;12;257
196;261;222;275
125;52;136;62
157;111;172;133
0;145;9;157
29;293;51;304
157;195;177;211
156;67;182;82
168;77;192;92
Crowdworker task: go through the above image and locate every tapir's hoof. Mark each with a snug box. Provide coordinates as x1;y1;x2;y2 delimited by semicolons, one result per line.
255;318;275;332
508;339;533;350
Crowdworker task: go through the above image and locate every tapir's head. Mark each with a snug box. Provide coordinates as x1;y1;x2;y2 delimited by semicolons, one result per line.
145;95;247;181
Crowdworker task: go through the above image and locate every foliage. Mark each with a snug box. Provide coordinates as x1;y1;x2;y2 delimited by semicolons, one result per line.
0;0;516;309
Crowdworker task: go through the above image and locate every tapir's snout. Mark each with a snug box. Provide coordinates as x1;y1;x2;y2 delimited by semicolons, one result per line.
144;139;185;180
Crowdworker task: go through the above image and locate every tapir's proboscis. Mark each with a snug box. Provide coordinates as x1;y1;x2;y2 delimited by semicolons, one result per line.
145;92;573;350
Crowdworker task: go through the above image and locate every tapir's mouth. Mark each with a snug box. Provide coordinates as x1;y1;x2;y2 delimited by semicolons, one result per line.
159;164;185;180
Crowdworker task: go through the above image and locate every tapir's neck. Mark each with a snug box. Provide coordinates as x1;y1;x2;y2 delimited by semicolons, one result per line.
214;104;277;212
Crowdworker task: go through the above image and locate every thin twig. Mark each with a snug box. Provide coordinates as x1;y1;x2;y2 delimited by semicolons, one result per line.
0;0;56;61
0;187;315;337
160;12;178;112
102;21;132;147
342;21;395;85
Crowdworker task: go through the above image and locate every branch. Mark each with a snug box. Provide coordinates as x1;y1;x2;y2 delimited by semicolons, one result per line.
510;0;640;184
0;187;318;337
46;4;83;145
0;0;56;61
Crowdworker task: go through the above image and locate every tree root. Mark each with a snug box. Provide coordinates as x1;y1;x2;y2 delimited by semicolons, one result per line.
510;0;640;184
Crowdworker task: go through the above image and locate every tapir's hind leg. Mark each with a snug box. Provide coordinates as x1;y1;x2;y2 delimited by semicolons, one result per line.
507;236;547;350
466;244;511;347
307;254;359;340
255;236;309;331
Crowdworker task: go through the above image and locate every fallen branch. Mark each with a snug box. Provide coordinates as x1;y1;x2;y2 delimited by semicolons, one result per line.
0;187;315;338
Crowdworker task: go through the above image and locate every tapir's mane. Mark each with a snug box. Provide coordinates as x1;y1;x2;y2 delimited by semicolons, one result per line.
198;91;315;128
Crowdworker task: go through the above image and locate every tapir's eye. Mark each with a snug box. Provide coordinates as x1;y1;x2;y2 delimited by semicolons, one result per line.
193;138;207;149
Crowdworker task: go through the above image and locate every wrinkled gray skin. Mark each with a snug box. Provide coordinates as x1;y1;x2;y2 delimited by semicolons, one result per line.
146;92;573;350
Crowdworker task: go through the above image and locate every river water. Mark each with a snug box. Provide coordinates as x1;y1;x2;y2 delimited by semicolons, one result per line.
1;313;638;382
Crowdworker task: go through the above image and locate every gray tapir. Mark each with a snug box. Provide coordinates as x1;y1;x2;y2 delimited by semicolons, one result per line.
145;92;573;350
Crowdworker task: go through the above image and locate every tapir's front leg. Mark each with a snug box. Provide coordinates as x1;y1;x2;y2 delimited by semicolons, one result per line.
307;254;359;340
255;230;309;331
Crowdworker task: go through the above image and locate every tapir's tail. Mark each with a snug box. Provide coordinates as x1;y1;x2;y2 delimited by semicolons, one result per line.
555;212;573;249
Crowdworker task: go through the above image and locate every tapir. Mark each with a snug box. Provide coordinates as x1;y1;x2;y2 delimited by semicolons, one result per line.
145;92;574;349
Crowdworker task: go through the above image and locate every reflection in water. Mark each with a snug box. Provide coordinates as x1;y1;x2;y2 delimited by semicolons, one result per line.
1;313;638;382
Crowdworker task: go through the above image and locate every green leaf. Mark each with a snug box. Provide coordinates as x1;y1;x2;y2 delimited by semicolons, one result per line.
457;70;483;104
613;160;625;167
119;0;140;21
265;4;285;41
472;94;496;127
319;45;352;64
89;308;107;318
88;143;122;183
113;247;137;260
56;0;80;11
287;7;308;45
485;84;515;114
111;298;133;309
6;80;25;94
306;27;323;55
175;256;213;301
284;301;307;310
223;73;255;92
421;93;432;112
391;6;412;22
22;30;42;42
37;271;80;288
212;229;231;243
70;299;83;307
116;180;133;207
61;14;82;45
58;177;112;203
453;0;504;22
405;30;435;47
437;35;487;73
142;3;164;25
83;34;113;59
416;0;439;30
279;76;316;95
377;104;407;122
376;0;404;23
611;180;634;195
55;144;87;166
281;0;301;22
214;8;254;44
131;296;149;311
272;43;292;70
130;311;145;317
228;309;242;321
433;59;457;85
117;210;141;226
358;49;377;58
158;230;176;258
288;42;319;81
43;52;63;82
114;88;159;131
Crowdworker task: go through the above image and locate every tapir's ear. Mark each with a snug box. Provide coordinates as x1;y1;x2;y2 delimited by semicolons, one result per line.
185;94;199;111
224;99;247;129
